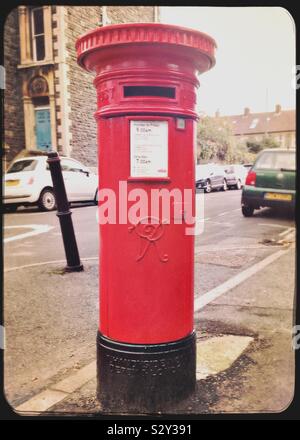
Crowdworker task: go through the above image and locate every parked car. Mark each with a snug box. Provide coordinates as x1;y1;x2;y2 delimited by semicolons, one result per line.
4;156;98;212
243;163;253;171
241;149;295;216
195;164;227;193
223;164;248;189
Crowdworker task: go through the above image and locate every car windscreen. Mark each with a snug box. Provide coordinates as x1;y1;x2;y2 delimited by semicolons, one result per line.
7;159;38;173
255;151;295;171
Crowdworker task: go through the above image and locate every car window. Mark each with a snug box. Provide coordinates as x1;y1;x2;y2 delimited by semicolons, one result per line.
7;160;37;173
196;165;210;178
274;152;295;170
255;152;275;170
255;151;295;171
60;159;83;172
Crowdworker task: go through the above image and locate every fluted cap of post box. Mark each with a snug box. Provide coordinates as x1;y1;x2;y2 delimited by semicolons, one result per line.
76;22;216;74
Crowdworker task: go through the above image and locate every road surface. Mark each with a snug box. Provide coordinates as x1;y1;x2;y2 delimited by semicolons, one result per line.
3;189;296;414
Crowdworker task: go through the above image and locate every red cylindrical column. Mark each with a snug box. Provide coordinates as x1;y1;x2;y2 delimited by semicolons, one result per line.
76;23;216;412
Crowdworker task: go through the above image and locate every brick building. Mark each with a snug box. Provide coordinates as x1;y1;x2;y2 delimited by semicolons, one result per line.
4;6;158;167
215;105;296;150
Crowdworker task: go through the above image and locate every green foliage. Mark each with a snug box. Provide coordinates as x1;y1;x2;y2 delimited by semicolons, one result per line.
197;116;234;163
197;117;280;165
246;141;264;154
227;142;256;164
247;136;280;154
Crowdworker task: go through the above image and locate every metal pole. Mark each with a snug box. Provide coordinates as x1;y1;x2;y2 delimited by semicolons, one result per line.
47;152;84;272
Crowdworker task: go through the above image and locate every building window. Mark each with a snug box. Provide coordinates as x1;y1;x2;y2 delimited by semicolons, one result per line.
31;7;45;61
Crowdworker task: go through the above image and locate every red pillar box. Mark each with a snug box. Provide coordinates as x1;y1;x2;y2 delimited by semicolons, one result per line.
76;23;216;412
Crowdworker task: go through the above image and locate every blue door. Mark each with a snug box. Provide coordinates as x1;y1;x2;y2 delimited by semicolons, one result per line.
35;108;51;151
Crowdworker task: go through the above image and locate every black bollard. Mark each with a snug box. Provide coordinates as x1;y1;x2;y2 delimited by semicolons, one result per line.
47;152;84;272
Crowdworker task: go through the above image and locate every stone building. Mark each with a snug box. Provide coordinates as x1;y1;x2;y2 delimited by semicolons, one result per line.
215;105;296;150
3;6;159;167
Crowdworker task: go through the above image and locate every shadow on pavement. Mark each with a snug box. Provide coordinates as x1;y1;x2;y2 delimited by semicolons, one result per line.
253;207;295;221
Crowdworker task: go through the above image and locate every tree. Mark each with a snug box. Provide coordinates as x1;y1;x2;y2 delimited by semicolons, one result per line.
229;142;256;164
197;117;280;165
197;116;235;163
246;136;280;154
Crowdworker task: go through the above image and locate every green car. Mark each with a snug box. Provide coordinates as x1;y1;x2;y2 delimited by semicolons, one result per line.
241;148;296;217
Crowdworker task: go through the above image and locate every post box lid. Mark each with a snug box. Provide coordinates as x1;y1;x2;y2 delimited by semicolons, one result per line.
76;22;216;73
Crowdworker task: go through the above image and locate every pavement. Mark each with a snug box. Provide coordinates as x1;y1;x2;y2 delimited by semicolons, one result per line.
3;189;296;415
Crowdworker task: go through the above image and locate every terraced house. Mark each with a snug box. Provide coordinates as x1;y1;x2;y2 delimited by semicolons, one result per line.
4;6;159;168
215;105;296;150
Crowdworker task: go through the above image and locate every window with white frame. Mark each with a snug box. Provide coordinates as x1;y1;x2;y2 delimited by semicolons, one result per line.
31;7;45;61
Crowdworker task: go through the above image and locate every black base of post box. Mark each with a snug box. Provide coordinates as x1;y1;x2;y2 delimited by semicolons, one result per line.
97;331;196;413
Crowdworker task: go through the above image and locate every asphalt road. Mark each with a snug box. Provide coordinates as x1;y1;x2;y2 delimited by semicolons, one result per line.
4;189;294;268
3;188;296;414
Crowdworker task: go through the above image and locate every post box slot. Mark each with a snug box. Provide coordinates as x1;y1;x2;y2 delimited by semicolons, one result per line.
124;86;176;99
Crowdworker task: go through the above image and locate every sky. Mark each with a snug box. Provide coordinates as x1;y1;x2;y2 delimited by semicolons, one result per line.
160;7;296;116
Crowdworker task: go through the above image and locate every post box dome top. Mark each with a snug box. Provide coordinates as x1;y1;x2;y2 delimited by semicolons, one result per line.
76;22;216;73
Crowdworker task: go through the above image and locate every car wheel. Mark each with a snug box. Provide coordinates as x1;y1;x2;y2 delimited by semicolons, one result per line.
205;179;212;193
242;204;254;217
5;204;18;213
38;189;56;211
222;179;228;191
235;179;242;190
94;189;98;205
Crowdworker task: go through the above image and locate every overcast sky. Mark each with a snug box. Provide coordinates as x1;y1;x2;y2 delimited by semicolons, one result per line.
160;7;296;116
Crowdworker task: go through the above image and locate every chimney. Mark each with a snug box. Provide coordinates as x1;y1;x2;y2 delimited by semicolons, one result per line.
215;110;220;117
244;107;250;116
275;104;281;114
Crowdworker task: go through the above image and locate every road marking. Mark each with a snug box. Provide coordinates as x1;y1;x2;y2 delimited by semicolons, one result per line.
218;208;240;215
202;208;241;219
6;211;52;217
195;244;282;253
258;223;286;229
278;230;295;244
4;224;54;243
279;227;294;237
218;211;233;217
204;220;233;227
198;208;240;222
4;256;98;273
5;207;97;219
194;248;289;311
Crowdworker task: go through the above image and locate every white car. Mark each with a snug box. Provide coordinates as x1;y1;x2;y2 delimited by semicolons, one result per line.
4;156;98;212
223;164;249;188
